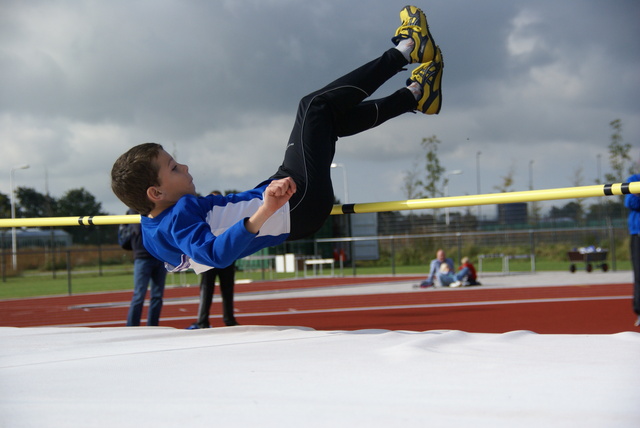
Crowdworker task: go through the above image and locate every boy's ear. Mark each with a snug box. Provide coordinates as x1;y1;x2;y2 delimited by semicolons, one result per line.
146;186;163;203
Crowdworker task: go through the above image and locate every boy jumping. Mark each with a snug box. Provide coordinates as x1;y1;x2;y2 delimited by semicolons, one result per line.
111;6;443;273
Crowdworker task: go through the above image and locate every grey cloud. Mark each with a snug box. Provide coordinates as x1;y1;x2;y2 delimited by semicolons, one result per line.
1;0;638;216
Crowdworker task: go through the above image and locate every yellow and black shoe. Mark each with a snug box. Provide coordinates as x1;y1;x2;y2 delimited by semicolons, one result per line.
391;5;437;64
407;46;443;114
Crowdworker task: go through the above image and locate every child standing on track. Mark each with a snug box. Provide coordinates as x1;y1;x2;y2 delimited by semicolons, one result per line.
111;6;444;274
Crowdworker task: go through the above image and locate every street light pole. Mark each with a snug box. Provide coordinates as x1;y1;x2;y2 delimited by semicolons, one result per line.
529;160;536;224
445;169;463;226
10;164;30;270
330;163;348;203
529;160;534;190
596;154;603;224
476;151;481;222
331;163;350;271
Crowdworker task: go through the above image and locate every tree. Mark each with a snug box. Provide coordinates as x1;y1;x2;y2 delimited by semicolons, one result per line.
57;188;109;245
420;135;446;198
56;188;107;217
402;161;423;232
402;161;422;200
419;135;447;227
604;119;633;220
494;162;516;193
15;187;57;218
0;192;10;218
605;119;632;183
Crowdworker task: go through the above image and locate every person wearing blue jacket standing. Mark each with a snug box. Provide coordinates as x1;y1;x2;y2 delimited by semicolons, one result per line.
624;173;640;327
122;209;167;326
111;6;444;276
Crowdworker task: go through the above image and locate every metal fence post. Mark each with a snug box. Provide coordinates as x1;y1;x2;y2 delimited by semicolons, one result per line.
1;246;5;283
391;238;396;276
66;250;72;296
529;230;536;273
609;220;617;271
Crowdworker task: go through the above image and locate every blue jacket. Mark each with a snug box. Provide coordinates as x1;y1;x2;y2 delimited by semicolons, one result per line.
425;257;454;285
141;181;290;273
624;174;640;235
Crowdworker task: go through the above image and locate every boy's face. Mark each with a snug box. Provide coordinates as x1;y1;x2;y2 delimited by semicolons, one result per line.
150;149;196;206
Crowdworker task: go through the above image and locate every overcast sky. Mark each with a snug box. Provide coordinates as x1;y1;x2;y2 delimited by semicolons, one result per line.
1;0;639;218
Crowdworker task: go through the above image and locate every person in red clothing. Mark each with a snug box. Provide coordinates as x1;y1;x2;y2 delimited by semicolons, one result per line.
459;257;481;286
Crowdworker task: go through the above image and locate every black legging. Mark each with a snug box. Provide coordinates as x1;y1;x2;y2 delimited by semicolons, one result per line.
270;48;417;240
196;264;236;327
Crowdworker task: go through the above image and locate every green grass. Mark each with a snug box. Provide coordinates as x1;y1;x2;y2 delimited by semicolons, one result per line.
0;258;631;300
0;271;133;299
0;268;308;299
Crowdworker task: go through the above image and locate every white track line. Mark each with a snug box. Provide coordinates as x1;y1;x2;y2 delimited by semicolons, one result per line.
55;294;629;327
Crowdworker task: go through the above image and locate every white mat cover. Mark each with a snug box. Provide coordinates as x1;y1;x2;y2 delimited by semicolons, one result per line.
1;326;639;427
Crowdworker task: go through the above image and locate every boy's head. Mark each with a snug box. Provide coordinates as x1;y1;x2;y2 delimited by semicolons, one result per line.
111;143;196;216
111;143;163;215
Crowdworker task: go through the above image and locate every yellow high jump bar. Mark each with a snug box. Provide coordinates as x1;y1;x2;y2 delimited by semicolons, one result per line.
331;182;640;215
0;182;637;228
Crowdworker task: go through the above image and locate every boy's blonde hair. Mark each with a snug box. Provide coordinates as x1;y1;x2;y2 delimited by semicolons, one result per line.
461;257;469;264
111;143;163;216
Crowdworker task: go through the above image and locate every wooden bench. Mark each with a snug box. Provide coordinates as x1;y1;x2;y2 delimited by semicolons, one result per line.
303;258;335;277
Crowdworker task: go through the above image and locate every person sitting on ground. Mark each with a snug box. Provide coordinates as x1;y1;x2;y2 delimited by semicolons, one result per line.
419;249;453;288
459;256;481;286
438;263;470;288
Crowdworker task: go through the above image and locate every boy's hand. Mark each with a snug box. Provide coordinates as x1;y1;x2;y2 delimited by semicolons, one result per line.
264;177;296;211
244;177;296;234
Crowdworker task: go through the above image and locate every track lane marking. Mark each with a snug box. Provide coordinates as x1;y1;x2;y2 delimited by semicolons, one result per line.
52;295;629;327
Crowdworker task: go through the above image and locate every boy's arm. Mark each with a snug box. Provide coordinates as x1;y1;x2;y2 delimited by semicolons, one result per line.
158;180;295;270
244;177;296;234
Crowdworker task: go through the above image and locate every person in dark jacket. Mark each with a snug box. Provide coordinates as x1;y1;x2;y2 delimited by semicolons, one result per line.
624;173;640;327
187;263;238;329
123;209;167;326
187;192;239;329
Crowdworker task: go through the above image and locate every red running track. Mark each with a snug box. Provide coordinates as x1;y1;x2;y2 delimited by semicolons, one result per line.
0;276;636;334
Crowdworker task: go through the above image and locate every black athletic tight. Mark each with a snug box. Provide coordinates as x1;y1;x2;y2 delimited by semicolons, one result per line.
270;48;418;240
